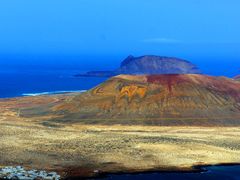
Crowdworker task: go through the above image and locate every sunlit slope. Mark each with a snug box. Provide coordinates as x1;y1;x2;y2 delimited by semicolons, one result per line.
46;74;240;125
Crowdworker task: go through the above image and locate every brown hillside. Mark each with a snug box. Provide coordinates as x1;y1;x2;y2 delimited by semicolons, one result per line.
42;74;240;126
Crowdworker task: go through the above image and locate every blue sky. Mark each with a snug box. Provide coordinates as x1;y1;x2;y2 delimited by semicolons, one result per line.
0;0;239;75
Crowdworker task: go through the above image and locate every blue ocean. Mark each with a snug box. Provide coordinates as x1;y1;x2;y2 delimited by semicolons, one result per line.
0;69;107;98
101;165;240;180
0;63;239;98
0;58;239;99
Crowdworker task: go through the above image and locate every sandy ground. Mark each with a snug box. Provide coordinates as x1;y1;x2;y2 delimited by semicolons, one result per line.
1;95;240;178
1;112;240;178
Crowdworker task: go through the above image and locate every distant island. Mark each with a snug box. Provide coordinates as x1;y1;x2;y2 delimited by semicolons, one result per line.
75;55;201;77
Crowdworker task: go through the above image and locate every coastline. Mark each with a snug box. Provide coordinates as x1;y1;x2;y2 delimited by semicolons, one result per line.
49;163;240;179
22;90;86;97
2;162;240;179
0;90;86;99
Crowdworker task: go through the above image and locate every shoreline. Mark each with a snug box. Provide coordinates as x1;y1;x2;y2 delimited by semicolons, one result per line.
60;163;240;179
0;90;86;99
2;163;240;180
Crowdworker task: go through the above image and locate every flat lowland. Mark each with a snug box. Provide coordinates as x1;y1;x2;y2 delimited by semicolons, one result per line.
1;109;240;178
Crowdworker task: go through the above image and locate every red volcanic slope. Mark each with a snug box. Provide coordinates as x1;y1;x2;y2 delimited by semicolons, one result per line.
147;74;193;93
19;74;240;126
146;74;240;101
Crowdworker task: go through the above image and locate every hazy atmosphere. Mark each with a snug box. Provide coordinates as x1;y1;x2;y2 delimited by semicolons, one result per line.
1;1;240;180
0;0;240;76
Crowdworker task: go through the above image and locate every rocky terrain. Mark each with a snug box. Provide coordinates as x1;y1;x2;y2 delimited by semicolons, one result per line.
0;120;240;179
0;166;60;180
75;55;201;77
29;74;240;126
1;75;240;178
1;74;240;179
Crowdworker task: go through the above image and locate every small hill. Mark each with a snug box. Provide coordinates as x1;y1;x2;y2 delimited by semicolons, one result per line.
75;55;201;77
41;74;240;126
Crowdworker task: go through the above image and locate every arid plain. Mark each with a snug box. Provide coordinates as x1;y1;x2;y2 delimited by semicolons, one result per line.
1;95;240;178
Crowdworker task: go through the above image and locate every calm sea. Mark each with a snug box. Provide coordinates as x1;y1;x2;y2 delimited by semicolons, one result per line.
101;165;240;180
0;69;106;98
